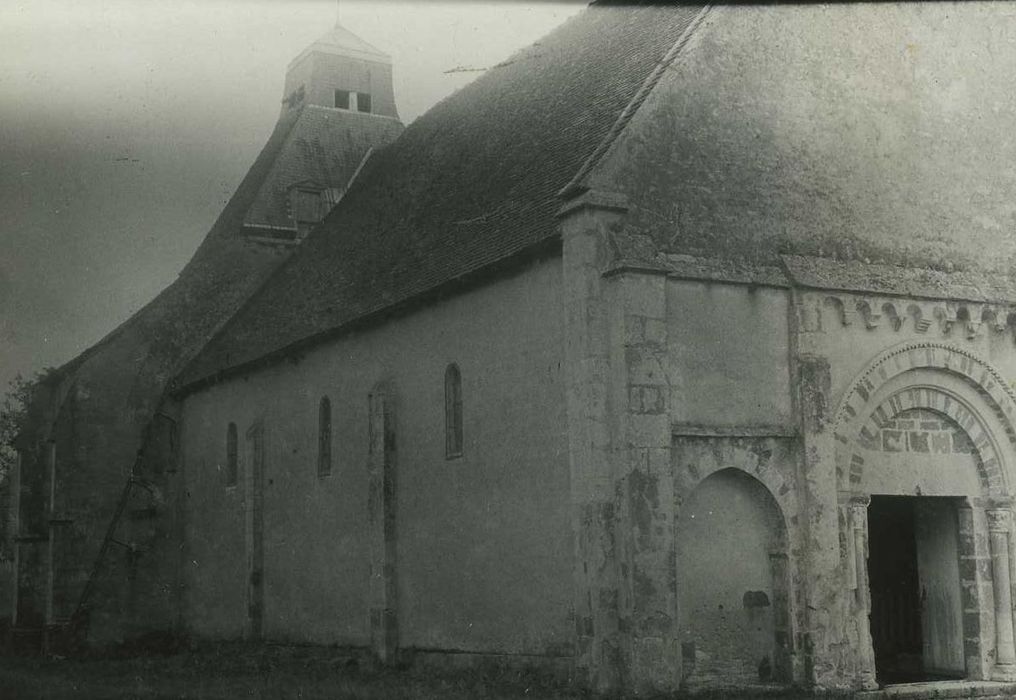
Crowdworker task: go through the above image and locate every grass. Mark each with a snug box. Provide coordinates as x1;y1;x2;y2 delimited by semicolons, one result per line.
0;642;587;700
0;641;835;700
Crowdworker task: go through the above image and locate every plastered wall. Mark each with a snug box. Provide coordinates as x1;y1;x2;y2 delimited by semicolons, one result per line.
179;255;571;654
666;280;792;430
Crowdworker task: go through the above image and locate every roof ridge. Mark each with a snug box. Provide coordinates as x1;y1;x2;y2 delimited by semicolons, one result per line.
559;3;711;200
177;4;706;391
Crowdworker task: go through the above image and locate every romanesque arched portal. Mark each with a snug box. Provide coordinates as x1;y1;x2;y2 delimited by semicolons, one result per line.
834;343;1016;685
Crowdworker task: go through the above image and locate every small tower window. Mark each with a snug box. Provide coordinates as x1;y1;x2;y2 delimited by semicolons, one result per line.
226;422;238;486
291;188;324;226
334;90;371;114
318;396;332;477
445;364;463;459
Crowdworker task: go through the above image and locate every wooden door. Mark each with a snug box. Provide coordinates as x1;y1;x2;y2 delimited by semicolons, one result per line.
915;499;965;677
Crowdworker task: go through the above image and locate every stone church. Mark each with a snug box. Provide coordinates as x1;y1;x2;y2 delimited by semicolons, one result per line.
8;1;1016;695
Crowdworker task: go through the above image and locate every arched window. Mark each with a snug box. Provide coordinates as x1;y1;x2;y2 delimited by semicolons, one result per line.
318;396;332;477
226;422;238;486
445;364;463;459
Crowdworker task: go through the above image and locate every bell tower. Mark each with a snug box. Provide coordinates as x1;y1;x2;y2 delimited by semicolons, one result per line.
280;20;399;120
243;18;404;242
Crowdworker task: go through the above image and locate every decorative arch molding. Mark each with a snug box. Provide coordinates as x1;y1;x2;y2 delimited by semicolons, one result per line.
833;342;1016;448
843;386;998;494
832;342;1016;498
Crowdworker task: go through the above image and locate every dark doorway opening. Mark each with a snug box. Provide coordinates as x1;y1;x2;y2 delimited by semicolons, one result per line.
867;496;965;685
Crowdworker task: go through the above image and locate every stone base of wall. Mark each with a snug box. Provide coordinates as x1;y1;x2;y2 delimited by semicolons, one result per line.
678;680;1016;698
402;648;575;684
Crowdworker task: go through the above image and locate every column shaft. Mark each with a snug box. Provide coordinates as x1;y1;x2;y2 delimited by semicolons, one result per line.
988;509;1016;680
850;499;877;689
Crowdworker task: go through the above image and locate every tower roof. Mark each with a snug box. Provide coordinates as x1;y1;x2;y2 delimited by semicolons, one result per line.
289;23;391;68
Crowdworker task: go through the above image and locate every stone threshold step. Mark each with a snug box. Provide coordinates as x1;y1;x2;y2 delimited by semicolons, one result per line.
857;680;1016;699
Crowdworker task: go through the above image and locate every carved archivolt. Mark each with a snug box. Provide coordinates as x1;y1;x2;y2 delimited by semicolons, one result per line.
833;342;1016;430
842;386;1001;494
833;342;1016;497
821;296;1014;341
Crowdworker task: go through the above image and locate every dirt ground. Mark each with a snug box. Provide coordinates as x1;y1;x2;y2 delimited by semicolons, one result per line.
0;642;828;700
0;644;572;700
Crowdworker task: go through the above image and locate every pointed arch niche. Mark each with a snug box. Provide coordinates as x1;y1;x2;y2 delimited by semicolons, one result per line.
833;342;1016;685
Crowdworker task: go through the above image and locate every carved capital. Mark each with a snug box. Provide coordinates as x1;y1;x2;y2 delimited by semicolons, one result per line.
988;508;1013;534
849;497;870;529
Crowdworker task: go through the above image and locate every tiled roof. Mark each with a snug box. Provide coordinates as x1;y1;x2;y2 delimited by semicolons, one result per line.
243;106;404;232
178;2;706;389
19;106;310;622
47;106;306;388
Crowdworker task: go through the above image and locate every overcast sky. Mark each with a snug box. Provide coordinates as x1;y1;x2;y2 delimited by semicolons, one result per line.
0;0;586;391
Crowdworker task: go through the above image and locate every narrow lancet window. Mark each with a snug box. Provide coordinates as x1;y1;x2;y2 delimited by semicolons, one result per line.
226;422;238;486
445;363;463;459
318;396;332;477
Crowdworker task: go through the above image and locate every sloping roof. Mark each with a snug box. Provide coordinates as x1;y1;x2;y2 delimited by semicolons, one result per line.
243;106;404;231
585;2;1016;278
45;105;307;389
17;105;315;618
178;2;706;389
289;23;391;66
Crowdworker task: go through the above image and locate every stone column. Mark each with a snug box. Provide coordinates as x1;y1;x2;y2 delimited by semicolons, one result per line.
849;497;878;688
987;508;1016;680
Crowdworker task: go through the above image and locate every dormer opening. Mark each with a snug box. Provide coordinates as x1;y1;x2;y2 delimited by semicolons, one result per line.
291;187;325;228
287;184;344;238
